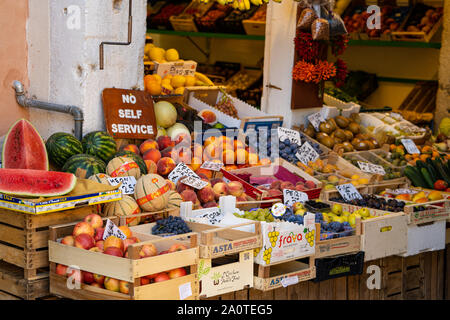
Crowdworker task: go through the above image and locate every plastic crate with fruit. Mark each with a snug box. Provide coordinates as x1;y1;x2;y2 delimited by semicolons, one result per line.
195;3;233;33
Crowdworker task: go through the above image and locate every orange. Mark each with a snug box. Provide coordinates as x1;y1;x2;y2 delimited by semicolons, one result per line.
146;81;161;96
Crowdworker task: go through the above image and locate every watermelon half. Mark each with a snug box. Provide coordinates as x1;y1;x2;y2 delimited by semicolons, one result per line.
2;119;49;170
0;169;76;197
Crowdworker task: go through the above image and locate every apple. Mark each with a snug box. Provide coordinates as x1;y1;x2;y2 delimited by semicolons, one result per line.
73;222;94;237
123;238;138;253
74;233;95;250
82;271;95;284
158;250;169;255
90;282;103;288
104;277;120;292
93;274;105;285
144;273;159;280
61;235;75;246
84;214;103;229
139;244;157;258
56;264;68;276
168;243;187;253
168;267;187;279
119;280;130;294
104;236;124;252
154;272;170;282
95;240;104;251
89;247;103;253
94;228;105;242
104;246;124;257
140;277;150;285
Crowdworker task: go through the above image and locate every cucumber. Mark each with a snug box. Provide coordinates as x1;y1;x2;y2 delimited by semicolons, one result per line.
420;168;434;189
434;158;450;185
425;158;438;182
404;166;426;188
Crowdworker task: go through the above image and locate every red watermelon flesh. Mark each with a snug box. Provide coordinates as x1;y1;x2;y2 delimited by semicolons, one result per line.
0;169;76;197
2;119;48;170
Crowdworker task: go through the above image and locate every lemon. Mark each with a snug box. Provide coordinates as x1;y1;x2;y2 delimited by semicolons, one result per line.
171;75;186;88
161;78;172;86
174;87;185;95
165;48;180;62
152;74;162;84
185;75;196;87
149;47;165;63
163;74;173;81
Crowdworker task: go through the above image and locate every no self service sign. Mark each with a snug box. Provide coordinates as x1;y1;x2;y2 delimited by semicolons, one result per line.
102;88;157;140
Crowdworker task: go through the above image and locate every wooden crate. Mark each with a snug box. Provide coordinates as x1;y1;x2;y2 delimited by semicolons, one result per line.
170;1;214;32
242;20;265;36
48;218;199;300
391;15;442;42
0;205;99;281
315;219;362;259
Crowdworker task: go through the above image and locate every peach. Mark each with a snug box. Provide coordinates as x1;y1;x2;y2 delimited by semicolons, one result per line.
203;201;218;208
123;144;140;155
267;189;283;197
180;189;199;207
203;136;220;148
174;132;191;147
143;148;161;164
210;178;223;187
192;143;203;159
166;179;176;191
176;178;193;194
61;235;75;246
145;159;157;174
104;277;120;292
157;136;174;151
197;186;215;204
204;143;223;161
196;168;213;179
296;185;307;191
222;149;236;165
305;181;316;189
73;222;94;237
236;194;247;202
161;146;174;159
157;157;176;176
104;236;124;252
140;139;158;154
173;147;191;163
213;182;229;199
188;157;202;171
227;181;244;197
280;181;295;190
270;180;282;190
235;149;249;165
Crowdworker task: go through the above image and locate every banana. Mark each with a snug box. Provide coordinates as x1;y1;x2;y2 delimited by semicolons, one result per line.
233;0;239;9
239;0;245;11
251;0;262;5
244;0;250;10
194;72;214;86
195;80;207;86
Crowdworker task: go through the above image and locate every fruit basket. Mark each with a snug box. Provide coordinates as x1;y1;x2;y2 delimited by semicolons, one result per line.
170;1;214;32
218;5;259;34
148;2;189;30
48;217;199;300
195;3;233;33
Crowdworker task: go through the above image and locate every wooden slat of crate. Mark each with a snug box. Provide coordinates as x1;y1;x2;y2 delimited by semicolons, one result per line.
287;281;309;300
0;261;49;300
318;279;334;299
334;277;347;300
347;274;360;300
234;288;248;300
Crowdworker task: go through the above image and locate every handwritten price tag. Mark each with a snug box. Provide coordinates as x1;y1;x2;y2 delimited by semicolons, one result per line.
107;176;137;195
281;275;299;288
278;127;301;145
178;282;193;300
336;184;363;201
168;162;199;184
195;207;224;225
401;139;420;154
200;161;224;172
103;219;127;240
357;161;386;175
308;112;324;131
296;141;320;165
386;188;418;195
181;176;209;190
283;189;308;207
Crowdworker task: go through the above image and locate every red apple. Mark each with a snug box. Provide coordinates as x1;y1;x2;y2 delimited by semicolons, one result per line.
104;277;120;292
119;280;130;294
95;240;104;251
89;247;103;253
61;235;75;246
158;250;169;255
139;244;157;258
168;243;187;253
154;272;170;282
144;273;159;280
123;238;138;253
74;233;95;250
90;282;103;288
56;264;68;276
82;271;95;284
94;227;105;241
104;236;124;252
168;267;187;279
104;246;124;257
93;274;105;285
84;214;103;229
73;222;94;237
140;277;150;285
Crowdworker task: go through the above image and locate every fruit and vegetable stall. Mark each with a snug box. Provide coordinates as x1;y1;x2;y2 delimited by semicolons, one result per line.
0;0;449;302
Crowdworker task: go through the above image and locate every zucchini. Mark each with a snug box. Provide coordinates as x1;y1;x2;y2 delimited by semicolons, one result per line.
420;168;434;189
404;166;426;188
434;158;450;185
425;158;438;182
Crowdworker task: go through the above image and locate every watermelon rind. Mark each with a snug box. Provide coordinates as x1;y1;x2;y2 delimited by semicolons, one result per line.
46;132;83;168
0;168;76;197
82;131;117;163
62;154;106;178
2;118;49;170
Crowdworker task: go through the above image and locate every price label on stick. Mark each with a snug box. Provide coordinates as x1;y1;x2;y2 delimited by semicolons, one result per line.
107;176;136;195
195;207;224;225
168;162;199;184
180;176;209;190
296;141;320;165
336;184;363;201
387;188;418;195
278;127;301;145
401;139;420;154
103;219;127;240
283;189;308;207
357;161;386;175
308;112;324;131
200;161;224;172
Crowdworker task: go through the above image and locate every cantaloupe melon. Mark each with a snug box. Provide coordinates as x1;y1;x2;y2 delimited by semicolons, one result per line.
167;190;182;210
106;156;141;179
88;173;111;184
103;195;141;226
134;174;170;212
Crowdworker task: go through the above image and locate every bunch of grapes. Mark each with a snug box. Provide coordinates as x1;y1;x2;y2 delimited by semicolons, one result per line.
305;228;315;247
215;91;238;119
151;216;192;235
268;229;279;247
262;246;272;264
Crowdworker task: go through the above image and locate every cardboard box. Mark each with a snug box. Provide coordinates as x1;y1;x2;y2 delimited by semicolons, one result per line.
153;60;197;78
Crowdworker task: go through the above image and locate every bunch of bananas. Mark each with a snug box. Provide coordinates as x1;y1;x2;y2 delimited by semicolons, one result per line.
194;72;214;86
199;0;280;10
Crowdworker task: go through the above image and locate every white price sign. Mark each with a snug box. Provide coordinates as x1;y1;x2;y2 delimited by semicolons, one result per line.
200;161;224;172
283;189;308;207
336;183;363;201
386;188;418;195
281;275;299;288
107;176;136;195
180;176;209;190
168;162;200;184
278;127;301;145
195;207;224;225
103;219;127;241
401;139;420;154
308;112;324;131
296;141;320;165
178;282;193;300
357;161;386;175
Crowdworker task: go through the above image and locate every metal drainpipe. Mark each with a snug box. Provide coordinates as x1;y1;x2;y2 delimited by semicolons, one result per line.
12;81;84;140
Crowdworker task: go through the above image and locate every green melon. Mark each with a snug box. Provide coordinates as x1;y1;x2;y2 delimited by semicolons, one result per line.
46;132;83;168
81;131;117;163
62;154;106;179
